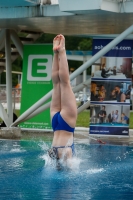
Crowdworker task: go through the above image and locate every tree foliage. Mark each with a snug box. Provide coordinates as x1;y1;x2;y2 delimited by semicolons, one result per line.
36;33;92;51
78;39;92;51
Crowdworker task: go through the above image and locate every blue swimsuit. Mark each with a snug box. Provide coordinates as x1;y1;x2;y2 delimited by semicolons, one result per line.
51;112;75;157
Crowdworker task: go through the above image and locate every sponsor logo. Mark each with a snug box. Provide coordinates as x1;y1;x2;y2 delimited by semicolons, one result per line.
122;130;128;134
94;45;131;51
27;55;52;81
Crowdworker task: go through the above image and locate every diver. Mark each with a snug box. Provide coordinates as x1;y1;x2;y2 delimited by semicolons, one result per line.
48;34;77;168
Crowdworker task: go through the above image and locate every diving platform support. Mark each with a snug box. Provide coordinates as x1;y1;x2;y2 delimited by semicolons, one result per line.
5;29;13;126
0;29;23;127
11;24;133;126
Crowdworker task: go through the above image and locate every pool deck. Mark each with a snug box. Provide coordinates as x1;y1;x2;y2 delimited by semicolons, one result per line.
74;127;133;146
0;126;133;146
20;127;133;146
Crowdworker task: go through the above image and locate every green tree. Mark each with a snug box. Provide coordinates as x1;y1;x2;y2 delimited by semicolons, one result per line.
78;39;92;51
36;33;93;51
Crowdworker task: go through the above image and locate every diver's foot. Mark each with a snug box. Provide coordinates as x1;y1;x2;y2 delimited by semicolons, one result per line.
53;35;60;53
57;34;65;53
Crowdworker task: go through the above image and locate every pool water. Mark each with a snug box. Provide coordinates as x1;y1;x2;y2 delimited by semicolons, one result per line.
0;139;133;200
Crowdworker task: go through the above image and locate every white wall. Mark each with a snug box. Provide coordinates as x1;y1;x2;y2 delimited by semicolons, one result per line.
51;0;58;4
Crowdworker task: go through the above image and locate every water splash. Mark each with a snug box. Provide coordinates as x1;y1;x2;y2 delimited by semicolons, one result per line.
86;168;104;174
10;148;26;153
38;140;50;151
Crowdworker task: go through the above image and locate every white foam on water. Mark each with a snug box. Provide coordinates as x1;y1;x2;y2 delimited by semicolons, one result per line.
86;168;104;174
38;141;50;151
68;157;82;170
39;141;87;171
40;152;82;171
13;144;20;147
10;148;26;153
59;156;82;171
40;154;50;166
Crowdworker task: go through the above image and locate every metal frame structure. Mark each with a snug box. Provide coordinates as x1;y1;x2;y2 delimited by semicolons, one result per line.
0;0;133;129
0;25;133;128
11;24;133;127
0;29;24;126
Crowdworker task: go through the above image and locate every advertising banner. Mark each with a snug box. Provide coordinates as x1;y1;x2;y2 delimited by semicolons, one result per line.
20;44;53;129
90;39;132;136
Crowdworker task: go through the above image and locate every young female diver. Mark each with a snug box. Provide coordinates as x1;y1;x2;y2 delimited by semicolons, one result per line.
48;34;77;163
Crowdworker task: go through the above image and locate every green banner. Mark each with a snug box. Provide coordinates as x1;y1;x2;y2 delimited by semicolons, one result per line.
20;44;53;129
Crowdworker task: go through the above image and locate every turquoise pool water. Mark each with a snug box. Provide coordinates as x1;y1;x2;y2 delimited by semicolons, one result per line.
0;139;133;200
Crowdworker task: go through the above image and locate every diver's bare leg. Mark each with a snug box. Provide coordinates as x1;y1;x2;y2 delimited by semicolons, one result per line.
50;36;61;118
58;35;77;127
